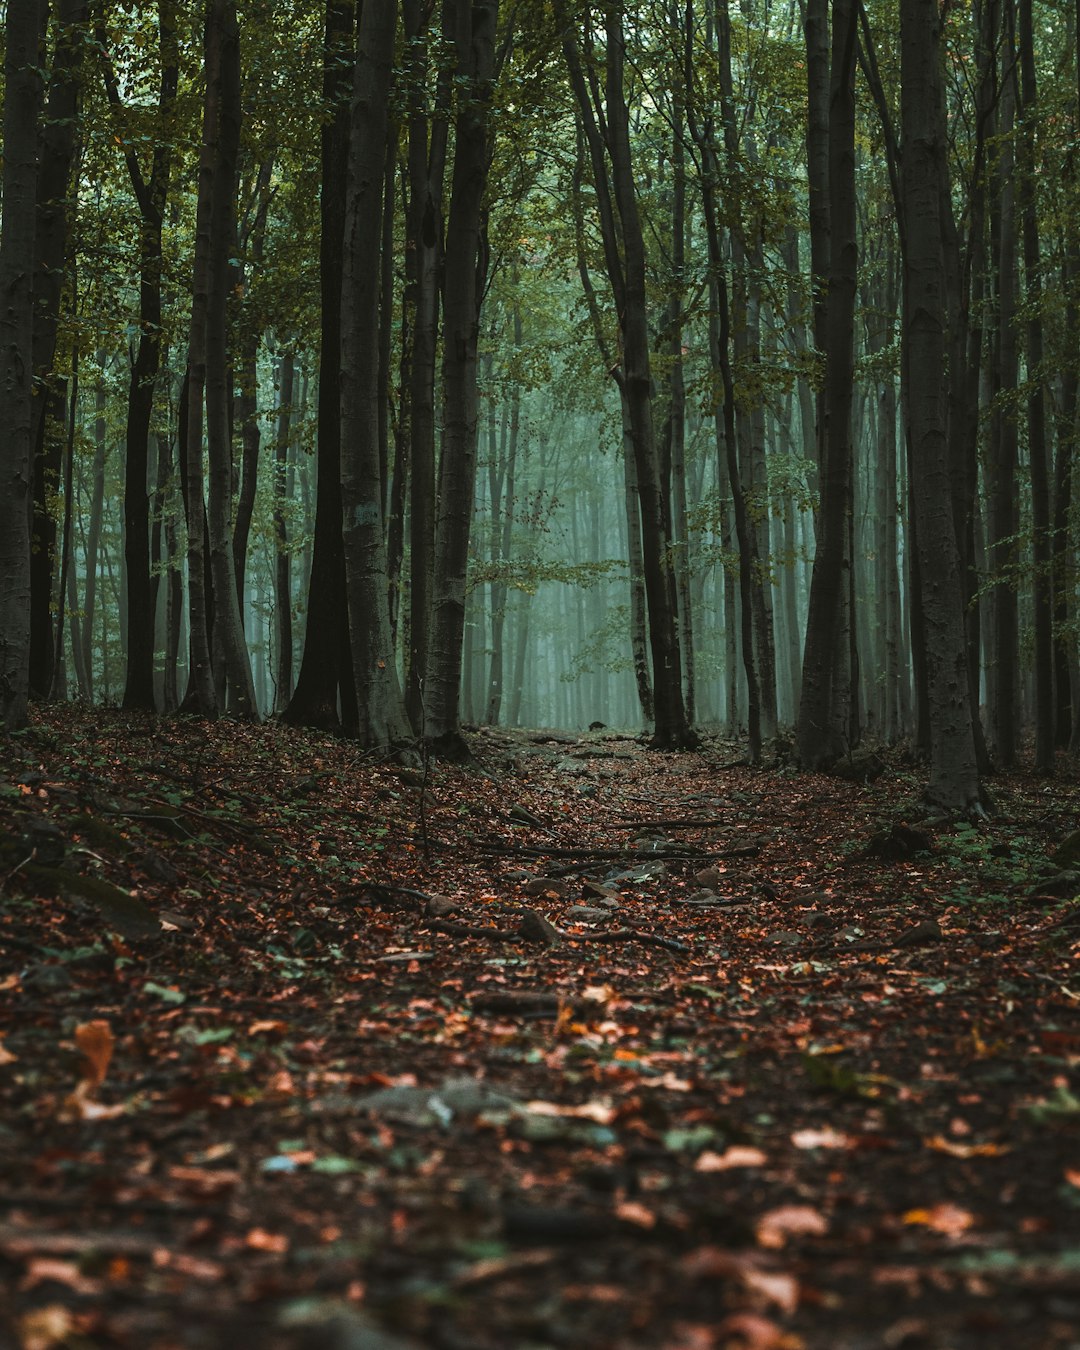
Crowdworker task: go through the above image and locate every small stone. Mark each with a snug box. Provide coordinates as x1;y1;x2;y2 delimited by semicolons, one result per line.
523;878;572;899
22;963;73;993
894;919;942;948
566;905;610;922
517;909;561;946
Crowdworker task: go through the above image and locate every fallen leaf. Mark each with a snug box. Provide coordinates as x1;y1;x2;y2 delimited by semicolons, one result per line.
246;1227;289;1253
0;1035;18;1065
20;1257;101;1295
167;1165;241;1197
791;1126;847;1150
756;1205;828;1249
75;1019;114;1088
524;1098;615;1124
924;1135;1010;1158
901;1203;975;1237
615;1200;657;1229
695;1146;768;1172
18;1304;76;1350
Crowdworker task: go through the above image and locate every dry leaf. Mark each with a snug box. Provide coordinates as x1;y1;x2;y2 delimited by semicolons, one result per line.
756;1205;828;1249
21;1257;101;1296
791;1127;847;1150
615;1200;657;1229
75;1019;114;1088
924;1135;1010;1159
524;1098;615;1124
742;1268;800;1315
695;1145;768;1172
246;1227;289;1253
0;1035;18;1065
18;1304;76;1350
901;1203;975;1238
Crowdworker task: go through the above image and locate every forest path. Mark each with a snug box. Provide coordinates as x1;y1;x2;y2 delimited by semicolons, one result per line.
1;708;1079;1349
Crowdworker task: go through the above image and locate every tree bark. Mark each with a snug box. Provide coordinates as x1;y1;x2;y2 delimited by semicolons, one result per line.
900;0;982;812
340;0;411;749
284;0;355;731
797;0;859;770
0;0;47;730
98;1;178;713
426;0;500;751
29;0;88;700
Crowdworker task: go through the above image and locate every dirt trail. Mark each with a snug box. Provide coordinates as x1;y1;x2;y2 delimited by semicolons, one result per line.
2;709;1079;1349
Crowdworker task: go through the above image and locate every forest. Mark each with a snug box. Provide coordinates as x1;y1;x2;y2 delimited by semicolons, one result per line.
3;1;1080;1348
0;0;1076;809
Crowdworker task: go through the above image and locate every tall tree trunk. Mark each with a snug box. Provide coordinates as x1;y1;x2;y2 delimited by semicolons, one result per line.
98;1;178;712
284;0;355;731
988;54;1019;767
0;0;47;730
29;0;88;700
340;0;411;748
426;0;499;751
274;351;295;712
900;0;982;812
1017;0;1053;771
203;0;257;718
402;0;449;732
797;0;858;769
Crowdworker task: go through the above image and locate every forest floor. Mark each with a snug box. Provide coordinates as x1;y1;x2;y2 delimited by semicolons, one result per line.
1;708;1080;1350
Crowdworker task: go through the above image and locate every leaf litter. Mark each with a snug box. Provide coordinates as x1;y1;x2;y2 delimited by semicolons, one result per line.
1;708;1080;1347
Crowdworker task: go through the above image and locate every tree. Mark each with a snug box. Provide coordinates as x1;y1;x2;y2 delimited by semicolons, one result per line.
339;0;411;748
426;0;501;752
561;2;694;750
899;0;982;812
283;0;355;732
0;0;48;730
97;1;179;713
797;0;859;770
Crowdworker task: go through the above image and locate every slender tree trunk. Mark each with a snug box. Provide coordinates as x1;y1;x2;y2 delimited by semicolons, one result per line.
426;0;499;751
402;0;449;733
274;351;294;712
988;56;1019;767
340;0;410;748
97;1;178;712
1017;0;1053;771
284;0;355;731
0;0;47;730
202;0;257;718
797;0;859;769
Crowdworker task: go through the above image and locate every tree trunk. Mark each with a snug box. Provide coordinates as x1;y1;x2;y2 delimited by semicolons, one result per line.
426;0;499;751
274;351;295;712
987;57;1019;767
284;0;355;731
340;0;411;749
900;0;982;812
202;0;257;718
1017;0;1053;771
0;0;47;730
797;0;858;770
97;1;178;712
29;0;88;700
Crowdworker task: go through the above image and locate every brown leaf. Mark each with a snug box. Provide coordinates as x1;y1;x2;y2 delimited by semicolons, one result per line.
75;1019;114;1089
756;1205;828;1249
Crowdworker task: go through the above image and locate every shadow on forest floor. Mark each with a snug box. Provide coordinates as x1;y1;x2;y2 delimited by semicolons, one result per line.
2;707;1080;1349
